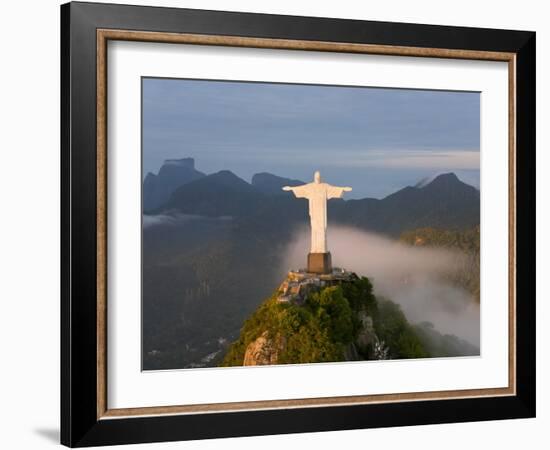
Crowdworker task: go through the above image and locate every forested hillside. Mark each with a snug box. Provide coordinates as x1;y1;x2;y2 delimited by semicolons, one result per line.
400;226;480;302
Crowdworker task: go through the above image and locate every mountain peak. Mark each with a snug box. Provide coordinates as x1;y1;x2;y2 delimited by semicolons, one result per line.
209;170;248;185
163;157;195;169
421;173;464;191
178;170;258;195
144;172;156;182
164;169;262;217
251;172;305;195
432;172;459;183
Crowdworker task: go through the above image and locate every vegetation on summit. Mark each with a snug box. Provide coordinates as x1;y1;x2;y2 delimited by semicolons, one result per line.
221;277;434;366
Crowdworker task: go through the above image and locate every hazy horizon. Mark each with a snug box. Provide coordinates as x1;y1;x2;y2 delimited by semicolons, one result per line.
144;161;477;202
143;78;480;199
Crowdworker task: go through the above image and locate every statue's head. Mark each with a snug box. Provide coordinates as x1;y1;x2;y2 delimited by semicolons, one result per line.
314;170;321;183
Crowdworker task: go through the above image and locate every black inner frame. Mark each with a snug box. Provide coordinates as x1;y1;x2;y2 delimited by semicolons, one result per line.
61;2;536;447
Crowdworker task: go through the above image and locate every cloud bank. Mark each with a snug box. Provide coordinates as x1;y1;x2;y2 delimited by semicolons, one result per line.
143;213;232;229
281;226;480;346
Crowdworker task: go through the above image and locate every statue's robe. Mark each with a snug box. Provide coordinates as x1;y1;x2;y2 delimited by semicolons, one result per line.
289;182;347;253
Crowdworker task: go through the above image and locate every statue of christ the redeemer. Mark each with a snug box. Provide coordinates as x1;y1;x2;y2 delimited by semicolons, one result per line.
283;171;352;274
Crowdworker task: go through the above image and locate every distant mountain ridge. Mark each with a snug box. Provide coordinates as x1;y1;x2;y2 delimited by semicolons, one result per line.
251;172;305;195
149;167;479;235
330;172;480;234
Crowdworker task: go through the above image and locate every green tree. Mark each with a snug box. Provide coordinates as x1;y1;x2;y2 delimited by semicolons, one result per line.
373;297;429;359
221;277;429;366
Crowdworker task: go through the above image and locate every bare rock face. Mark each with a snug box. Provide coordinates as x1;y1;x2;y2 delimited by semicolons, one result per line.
355;310;377;357
243;331;286;366
343;343;360;361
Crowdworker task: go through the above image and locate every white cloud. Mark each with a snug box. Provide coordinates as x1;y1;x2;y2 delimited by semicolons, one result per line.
330;149;480;170
142;213;232;229
281;226;480;345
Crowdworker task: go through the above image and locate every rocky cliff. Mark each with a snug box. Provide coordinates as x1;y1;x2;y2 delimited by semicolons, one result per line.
220;270;428;367
243;331;287;366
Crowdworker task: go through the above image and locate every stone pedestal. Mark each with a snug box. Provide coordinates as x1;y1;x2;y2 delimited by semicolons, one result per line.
307;252;332;274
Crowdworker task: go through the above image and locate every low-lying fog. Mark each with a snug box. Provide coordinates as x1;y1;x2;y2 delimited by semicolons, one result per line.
282;226;480;347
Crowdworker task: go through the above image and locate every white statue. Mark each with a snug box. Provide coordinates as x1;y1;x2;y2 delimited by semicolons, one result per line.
283;171;352;254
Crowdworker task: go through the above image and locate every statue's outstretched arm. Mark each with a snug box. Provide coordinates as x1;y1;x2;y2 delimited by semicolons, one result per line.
327;185;352;199
329;185;352;192
283;184;309;198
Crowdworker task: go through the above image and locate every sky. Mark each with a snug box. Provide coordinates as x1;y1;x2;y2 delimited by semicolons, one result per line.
142;78;480;199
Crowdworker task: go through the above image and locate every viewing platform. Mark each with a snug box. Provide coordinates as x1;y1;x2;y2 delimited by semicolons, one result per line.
277;268;358;304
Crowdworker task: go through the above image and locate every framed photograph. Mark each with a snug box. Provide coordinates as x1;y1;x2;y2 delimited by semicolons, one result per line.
61;2;536;447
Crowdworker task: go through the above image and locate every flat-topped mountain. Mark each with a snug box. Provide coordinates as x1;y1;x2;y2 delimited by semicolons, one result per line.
143;157;205;211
